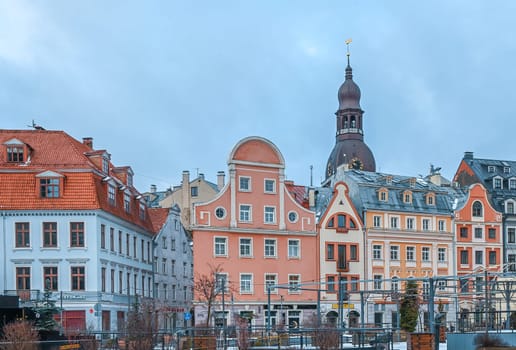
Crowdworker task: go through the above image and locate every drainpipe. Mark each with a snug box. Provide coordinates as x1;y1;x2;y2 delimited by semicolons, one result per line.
2;210;6;293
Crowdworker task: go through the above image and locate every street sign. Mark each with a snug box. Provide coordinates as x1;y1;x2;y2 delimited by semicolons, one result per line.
184;312;191;321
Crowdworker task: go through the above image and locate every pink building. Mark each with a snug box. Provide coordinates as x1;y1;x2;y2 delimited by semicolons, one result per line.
192;136;318;329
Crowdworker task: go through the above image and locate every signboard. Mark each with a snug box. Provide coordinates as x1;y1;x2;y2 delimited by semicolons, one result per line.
331;303;355;309
184;312;191;321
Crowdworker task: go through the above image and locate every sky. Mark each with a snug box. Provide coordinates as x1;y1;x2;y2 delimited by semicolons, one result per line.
2;1;516;193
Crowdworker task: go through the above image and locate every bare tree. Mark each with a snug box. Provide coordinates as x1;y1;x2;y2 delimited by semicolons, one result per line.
0;320;39;350
193;263;227;327
120;299;157;350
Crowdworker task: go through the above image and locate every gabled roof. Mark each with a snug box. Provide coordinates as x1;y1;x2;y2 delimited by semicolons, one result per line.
0;129;153;232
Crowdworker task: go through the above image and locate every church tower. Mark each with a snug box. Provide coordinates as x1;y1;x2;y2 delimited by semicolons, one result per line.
325;44;376;181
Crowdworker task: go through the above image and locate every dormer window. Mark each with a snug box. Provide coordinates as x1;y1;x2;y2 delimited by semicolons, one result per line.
108;185;116;206
403;190;412;204
386;176;392;185
378;188;388;202
488;166;496;173
139;202;146;220
36;171;63;198
510;178;516;190
505;167;511;174
426;193;435;205
494;177;503;190
127;173;133;187
507;201;514;214
7;145;24;162
409;178;416;188
102;157;109;174
124;193;131;213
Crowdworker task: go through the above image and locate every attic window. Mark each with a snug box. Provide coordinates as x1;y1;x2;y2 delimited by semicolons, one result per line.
403;191;412;204
488;166;495;173
7;145;24;163
504;167;511;174
40;178;60;198
426;193;435;205
108;185;116;206
102;157;109;174
378;189;388;202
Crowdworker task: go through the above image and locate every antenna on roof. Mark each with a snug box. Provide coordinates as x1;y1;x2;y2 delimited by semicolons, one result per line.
27;119;45;130
310;165;313;187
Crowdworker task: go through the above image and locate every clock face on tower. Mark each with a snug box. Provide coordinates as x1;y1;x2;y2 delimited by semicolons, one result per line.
349;157;363;170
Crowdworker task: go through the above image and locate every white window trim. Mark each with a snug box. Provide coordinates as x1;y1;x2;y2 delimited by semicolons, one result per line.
373;215;382;228
264;178;276;194
421;217;431;231
493;176;503;190
239;273;253;294
264;273;278;294
389;215;400;229
214;236;228;257
239;176;251;192
239;237;253;258
438;220;446;232
509;178;516;190
288;239;301;259
406;217;416;230
264;238;277;258
239;204;252;223
288;211;298;223
264;206;276;224
288;274;301;294
421;247;431;262
406;246;415;261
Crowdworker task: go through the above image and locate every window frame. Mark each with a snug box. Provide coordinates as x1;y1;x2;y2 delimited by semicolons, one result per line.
239;176;251;192
40;178;60;198
239;204;252;222
71;266;86;291
239;273;253;294
239;238;253;257
264;238;277;258
264;179;276;193
264;206;276;224
43;222;58;248
288;239;300;259
214;237;228;256
15;222;30;248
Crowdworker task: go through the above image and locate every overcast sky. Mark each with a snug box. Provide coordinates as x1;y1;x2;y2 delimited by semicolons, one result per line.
2;1;516;192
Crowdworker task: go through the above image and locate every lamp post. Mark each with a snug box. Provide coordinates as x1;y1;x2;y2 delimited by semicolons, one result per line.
280;296;284;328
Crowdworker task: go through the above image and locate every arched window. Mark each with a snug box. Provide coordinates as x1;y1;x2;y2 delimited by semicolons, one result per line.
472;201;483;217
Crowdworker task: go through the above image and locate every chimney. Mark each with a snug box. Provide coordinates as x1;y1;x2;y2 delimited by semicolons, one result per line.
199;173;205;180
83;137;93;149
182;171;191;226
464;151;474;160
308;188;316;208
150;184;157;193
217;171;225;190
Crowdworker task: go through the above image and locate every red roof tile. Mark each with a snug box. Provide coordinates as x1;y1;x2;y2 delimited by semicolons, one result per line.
148;208;169;234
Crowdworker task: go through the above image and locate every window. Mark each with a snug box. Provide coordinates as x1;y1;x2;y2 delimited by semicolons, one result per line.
403;191;412;204
111;269;115;293
162;258;167;274
288;274;300;293
337;215;346;228
489;251;497;265
216;274;228;292
133;237;137;258
460;250;469;264
240;274;253;294
240;238;252;257
460;278;469;293
126;234;130;255
494;177;502;190
422;247;430;262
43;222;57;248
460;227;468;238
16;267;30;290
427;193;435;205
15;222;30;248
391;277;399;291
110;228;114;252
350;244;358;261
406;247;415;261
101;267;106;292
288;211;298;223
40;178;60;198
422;281;430;301
139;202;145;220
438;220;445;232
108;185;116;206
190;186;198;197
503;166;510;173
43;266;58;291
264;239;276;257
374;275;382;290
288;240;300;258
239;205;251;222
214;237;227;256
373;245;382;259
509;228;516;243
327;244;335;260
475;251;483;265
373;216;381;228
171;238;176;251
472;201;483;217
215;207;226;219
488;165;495;173
71;266;85;290
264;179;275;193
488;228;496;239
239;177;251;191
507;202;515;214
100;225;106;249
337;245;347;270
437;280;447;291
510;179;516;190
124;193;131;213
390;217;399;229
379;190;388;202
265;274;277;293
422;219;430;231
162;236;167;249
102;157;109;174
390;246;399;260
474;227;483;239
438;248;446;262
7;145;24;162
264;206;276;224
327;276;336;292
406;218;414;230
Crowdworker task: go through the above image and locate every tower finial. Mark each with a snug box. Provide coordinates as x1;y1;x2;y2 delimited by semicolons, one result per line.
345;38;352;65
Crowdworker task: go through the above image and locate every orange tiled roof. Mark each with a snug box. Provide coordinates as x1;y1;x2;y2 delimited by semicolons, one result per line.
0;129;153;232
285;182;309;208
148;208;170;234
